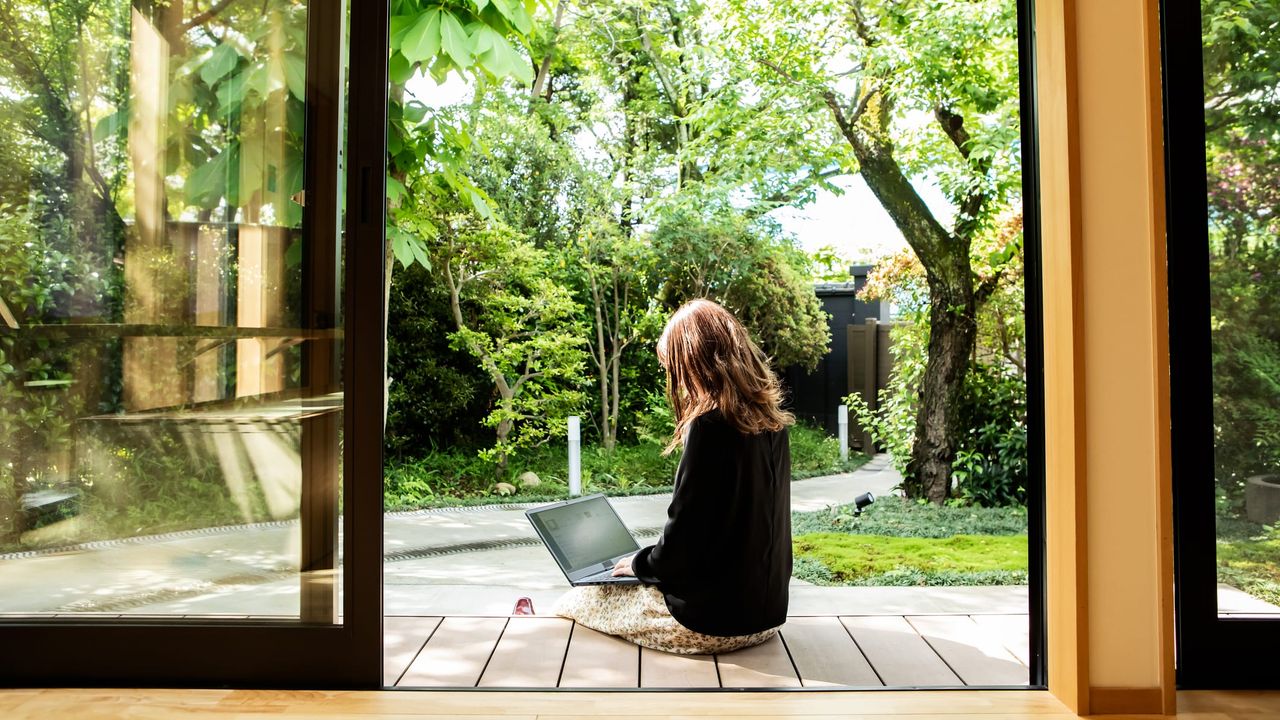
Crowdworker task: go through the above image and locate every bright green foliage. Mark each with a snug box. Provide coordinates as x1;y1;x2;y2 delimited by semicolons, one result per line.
383;421;868;509
792;533;1028;585
386;260;493;459
792;494;1028;538
1200;0;1280;519
411;185;589;475
791;491;1028;588
1218;528;1280;608
651;209;831;370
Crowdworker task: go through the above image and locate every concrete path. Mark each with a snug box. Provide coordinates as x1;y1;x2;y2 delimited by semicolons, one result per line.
0;454;1039;618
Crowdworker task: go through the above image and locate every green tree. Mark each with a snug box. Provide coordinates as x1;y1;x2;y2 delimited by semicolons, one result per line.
408;181;588;479
651;206;831;371
727;0;1023;502
1201;0;1280;510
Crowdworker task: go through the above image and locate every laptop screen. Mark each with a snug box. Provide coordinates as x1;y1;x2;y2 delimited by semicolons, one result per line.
529;496;639;573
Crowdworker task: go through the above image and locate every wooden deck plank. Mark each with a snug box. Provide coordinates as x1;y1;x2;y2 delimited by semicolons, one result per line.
477;617;573;688
715;634;801;688
558;624;640;688
0;687;1098;719
906;615;1028;686
780;616;882;688
970;614;1031;667
639;647;720;688
840;615;961;687
398;616;508;687
382;616;442;687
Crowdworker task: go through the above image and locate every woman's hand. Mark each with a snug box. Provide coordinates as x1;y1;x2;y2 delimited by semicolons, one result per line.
612;553;637;577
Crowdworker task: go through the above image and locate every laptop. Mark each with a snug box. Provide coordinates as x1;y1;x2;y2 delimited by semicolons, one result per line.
526;493;643;586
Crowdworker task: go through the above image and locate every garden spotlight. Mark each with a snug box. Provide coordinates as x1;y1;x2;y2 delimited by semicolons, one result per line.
853;492;875;516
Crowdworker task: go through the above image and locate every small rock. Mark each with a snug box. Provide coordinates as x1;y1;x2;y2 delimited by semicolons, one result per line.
494;482;517;496
517;471;541;488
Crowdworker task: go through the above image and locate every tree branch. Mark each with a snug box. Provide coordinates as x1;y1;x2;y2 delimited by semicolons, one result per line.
184;0;238;32
934;105;990;238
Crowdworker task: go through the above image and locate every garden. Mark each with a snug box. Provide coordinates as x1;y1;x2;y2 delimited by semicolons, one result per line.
0;0;1040;590
1199;0;1280;610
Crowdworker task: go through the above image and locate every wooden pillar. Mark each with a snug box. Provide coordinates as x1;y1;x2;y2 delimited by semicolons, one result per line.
1036;0;1175;714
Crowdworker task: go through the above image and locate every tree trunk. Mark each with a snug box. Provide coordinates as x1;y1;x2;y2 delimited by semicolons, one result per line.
905;271;977;502
819;88;982;504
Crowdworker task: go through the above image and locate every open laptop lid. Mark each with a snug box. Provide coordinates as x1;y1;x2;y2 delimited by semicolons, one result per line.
526;493;640;583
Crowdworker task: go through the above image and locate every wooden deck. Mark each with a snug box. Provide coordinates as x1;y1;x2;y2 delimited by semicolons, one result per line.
385;614;1030;688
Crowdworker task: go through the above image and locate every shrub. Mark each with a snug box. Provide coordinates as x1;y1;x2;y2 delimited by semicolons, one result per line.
792;494;1028;537
385;261;493;459
951;364;1028;507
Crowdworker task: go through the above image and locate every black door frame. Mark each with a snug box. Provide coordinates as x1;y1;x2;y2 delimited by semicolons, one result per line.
0;0;390;688
1162;0;1280;689
0;0;1047;691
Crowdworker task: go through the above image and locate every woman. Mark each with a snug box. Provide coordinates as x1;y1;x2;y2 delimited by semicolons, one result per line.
552;299;793;655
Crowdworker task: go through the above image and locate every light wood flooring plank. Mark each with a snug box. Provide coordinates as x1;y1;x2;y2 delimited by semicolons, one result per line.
969;614;1031;667
477;617;573;688
0;688;1089;717
639;647;720;687
383;616;442;686
906;615;1028;686
715;634;801;688
398;616;508;687
840;615;961;687
779;616;881;688
557;624;640;688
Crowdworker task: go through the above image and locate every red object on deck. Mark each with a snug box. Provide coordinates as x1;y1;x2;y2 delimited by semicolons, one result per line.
513;597;535;616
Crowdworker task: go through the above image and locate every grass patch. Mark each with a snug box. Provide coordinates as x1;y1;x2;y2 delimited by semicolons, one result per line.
788;495;1029;587
1203;513;1280;608
791;533;1028;586
384;422;869;511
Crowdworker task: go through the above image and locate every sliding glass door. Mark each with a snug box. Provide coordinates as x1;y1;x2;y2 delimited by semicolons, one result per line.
1166;0;1280;688
0;0;388;686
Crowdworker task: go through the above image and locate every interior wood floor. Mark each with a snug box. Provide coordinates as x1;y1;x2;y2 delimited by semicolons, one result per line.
386;614;1030;688
1;688;1278;719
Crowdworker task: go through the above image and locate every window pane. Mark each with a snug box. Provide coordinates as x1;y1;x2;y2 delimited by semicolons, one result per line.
1203;1;1280;617
0;0;344;622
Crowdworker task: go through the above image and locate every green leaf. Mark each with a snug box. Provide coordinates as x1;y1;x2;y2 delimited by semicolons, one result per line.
93;105;128;144
216;71;248;116
468;188;493;219
472;26;530;84
387;174;407;204
389;13;415;51
200;43;241;85
185;149;230;209
401;8;443;64
403;100;429;124
388;51;415;85
284;53;307;100
490;0;532;35
439;11;474;69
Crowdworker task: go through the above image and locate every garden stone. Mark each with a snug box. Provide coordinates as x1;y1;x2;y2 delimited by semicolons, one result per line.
1245;475;1280;525
517;471;540;488
494;482;517;496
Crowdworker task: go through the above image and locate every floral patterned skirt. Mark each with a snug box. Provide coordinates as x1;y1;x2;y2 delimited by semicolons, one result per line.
551;583;778;655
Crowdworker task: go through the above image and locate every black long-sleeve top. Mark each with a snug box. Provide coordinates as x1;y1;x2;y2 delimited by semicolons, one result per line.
631;408;791;636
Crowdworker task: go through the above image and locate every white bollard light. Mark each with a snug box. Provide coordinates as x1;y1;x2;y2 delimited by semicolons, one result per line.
568;415;582;497
837;404;849;462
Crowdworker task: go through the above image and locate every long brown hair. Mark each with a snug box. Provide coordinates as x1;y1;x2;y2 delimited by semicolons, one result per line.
657;299;794;455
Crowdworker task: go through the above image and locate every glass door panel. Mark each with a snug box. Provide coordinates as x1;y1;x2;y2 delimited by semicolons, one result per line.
0;0;388;687
1167;0;1280;688
0;0;338;623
